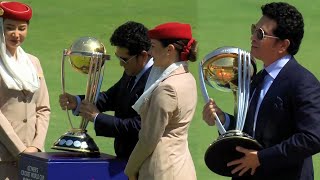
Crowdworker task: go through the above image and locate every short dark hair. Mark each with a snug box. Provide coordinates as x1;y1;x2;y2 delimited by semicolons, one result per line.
110;21;151;55
262;2;304;55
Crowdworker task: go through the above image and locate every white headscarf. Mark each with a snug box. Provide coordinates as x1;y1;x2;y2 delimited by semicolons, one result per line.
132;61;187;114
0;17;39;92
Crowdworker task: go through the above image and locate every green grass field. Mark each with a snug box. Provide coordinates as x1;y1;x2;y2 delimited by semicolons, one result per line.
18;0;320;179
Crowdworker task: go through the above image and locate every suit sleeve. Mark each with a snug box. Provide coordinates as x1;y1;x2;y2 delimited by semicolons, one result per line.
257;76;320;173
124;84;177;176
32;59;51;151
226;113;236;130
94;113;141;138
0;111;26;157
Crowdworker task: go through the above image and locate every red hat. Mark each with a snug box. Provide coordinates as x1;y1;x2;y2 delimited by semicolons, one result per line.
148;22;192;39
0;1;32;21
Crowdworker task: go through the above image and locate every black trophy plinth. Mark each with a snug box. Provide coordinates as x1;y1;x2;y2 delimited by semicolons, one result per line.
204;130;263;177
52;130;100;156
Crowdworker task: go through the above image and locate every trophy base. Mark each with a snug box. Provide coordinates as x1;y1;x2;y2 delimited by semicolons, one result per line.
52;129;100;157
204;130;263;177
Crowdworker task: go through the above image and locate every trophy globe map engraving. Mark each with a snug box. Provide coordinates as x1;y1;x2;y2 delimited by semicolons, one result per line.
199;46;263;177
52;37;110;156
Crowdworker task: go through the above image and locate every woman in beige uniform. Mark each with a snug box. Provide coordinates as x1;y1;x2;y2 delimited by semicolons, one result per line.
0;1;50;179
125;22;198;180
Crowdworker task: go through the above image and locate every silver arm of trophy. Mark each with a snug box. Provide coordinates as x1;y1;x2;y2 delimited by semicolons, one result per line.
199;59;226;134
81;52;105;129
61;49;74;129
236;49;251;131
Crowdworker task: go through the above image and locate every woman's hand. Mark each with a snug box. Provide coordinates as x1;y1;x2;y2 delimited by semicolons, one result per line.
23;146;39;153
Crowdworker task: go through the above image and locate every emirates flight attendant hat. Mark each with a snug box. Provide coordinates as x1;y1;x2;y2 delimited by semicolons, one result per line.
0;1;32;21
148;22;192;40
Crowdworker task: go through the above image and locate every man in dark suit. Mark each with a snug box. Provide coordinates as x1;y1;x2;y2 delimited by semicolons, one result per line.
59;21;153;160
203;2;320;179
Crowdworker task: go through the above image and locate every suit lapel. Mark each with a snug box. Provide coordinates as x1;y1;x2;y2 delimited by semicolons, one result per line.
129;66;152;100
255;58;297;138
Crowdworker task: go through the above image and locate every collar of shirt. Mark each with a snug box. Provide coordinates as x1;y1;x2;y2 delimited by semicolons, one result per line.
135;57;154;84
264;54;292;80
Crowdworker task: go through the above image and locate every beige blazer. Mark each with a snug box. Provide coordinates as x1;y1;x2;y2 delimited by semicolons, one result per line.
125;65;197;180
0;53;50;162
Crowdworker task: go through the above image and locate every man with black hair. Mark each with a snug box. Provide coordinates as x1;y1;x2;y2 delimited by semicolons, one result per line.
59;21;153;160
203;2;320;179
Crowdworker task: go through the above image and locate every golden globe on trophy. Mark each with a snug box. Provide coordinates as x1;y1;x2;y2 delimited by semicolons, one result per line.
52;37;110;156
199;46;262;177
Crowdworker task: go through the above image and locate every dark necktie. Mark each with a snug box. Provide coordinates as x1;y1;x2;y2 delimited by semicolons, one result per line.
127;76;136;92
244;69;268;136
